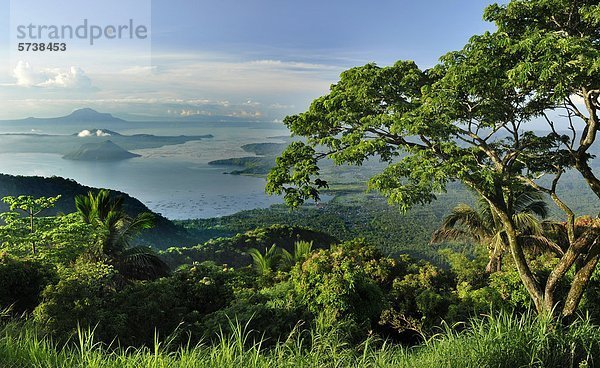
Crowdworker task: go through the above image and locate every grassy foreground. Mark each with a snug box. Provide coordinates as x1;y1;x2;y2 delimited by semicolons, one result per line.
0;313;599;368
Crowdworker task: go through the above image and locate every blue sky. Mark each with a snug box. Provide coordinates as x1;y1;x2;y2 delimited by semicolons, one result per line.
0;0;502;120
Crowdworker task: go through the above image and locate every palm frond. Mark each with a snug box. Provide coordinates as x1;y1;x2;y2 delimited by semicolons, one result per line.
441;204;483;229
247;244;279;275
75;193;94;224
513;213;544;235
430;228;472;244
114;212;155;249
513;189;550;219
280;248;293;268
118;246;170;280
520;234;565;256
294;240;313;261
432;203;490;244
489;231;507;253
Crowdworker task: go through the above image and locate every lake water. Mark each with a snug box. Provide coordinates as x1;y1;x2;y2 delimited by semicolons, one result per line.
0;121;291;219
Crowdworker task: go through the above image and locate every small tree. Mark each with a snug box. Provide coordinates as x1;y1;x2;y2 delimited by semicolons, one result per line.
75;190;169;280
431;189;552;273
247;244;281;275
1;195;61;255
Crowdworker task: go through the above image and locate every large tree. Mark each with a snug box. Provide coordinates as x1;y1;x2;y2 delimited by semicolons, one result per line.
482;0;600;317
267;1;600;319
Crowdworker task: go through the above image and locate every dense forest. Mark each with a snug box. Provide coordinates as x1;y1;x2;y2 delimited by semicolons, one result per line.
2;1;600;367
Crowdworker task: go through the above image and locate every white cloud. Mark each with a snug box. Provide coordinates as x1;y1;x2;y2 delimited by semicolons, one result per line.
269;103;295;109
78;129;111;137
13;62;92;89
40;67;92;89
13;61;48;87
0;52;345;120
120;66;159;75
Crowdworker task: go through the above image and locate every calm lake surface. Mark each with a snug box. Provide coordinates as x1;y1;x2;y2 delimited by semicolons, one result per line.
0;121;290;219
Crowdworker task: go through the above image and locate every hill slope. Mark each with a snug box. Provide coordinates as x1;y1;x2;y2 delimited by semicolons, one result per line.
0;174;193;249
63;140;141;161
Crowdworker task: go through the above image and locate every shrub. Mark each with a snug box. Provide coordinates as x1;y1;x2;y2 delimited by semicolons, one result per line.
0;254;57;314
33;261;117;340
290;239;395;337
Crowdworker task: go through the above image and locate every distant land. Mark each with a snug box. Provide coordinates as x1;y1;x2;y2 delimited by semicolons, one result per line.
0;108;270;124
208;142;288;175
16;108;126;125
63;140;141;161
0;124;214;155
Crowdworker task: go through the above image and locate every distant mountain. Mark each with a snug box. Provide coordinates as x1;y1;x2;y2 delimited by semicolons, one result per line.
0;174;194;249
17;108;125;124
61;108;125;123
2;108;272;124
63;140;141;161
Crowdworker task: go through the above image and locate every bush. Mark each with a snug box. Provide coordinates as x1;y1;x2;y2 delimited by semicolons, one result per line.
34;261;238;346
290;239;395;337
200;282;310;346
33;261;117;340
0;254;56;314
107;262;235;346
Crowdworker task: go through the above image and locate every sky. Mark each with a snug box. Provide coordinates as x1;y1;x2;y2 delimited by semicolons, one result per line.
0;0;503;121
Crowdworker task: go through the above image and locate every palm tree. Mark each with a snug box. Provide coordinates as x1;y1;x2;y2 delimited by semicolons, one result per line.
247;244;280;275
281;240;314;268
75;190;169;280
431;188;553;273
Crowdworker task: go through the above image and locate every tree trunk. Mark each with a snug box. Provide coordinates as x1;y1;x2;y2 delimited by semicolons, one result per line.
544;230;598;313
575;159;600;201
29;210;36;255
562;254;600;318
493;204;546;314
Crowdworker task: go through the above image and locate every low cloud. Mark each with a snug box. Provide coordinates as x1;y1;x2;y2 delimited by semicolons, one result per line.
78;129;111;137
13;62;93;89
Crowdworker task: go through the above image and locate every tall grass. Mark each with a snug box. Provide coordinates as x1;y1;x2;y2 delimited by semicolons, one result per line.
1;312;599;368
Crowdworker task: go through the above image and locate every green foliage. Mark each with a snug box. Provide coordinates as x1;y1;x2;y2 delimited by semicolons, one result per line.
177;188;477;263
76;190;169;280
34;261;236;346
105;262;235;346
263;0;600;316
34;261;118;340
162;225;337;269
2;195;61;217
0;174;191;250
200;282;310;346
0;255;56;314
432;188;551;273
247;244;281;276
439;248;489;288
281;240;314;269
383;259;454;334
290;240;395;335
0;212;96;264
488;270;535;311
1;195;61;255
